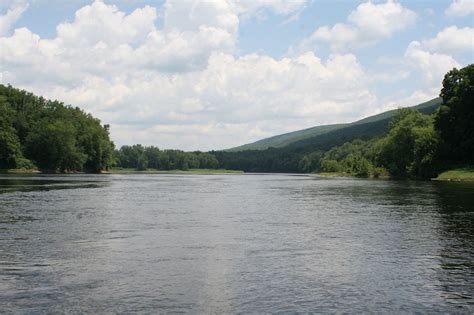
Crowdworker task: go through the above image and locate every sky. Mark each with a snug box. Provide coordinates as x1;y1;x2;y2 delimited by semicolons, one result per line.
0;0;473;151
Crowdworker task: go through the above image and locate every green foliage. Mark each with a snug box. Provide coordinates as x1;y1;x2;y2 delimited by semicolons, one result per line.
0;97;23;169
298;151;323;172
340;154;373;176
374;109;439;178
435;64;474;164
115;145;219;171
26;120;86;171
320;159;343;173
371;167;388;178
0;84;114;172
228;98;441;152
14;157;36;169
435;166;474;181
216;98;441;173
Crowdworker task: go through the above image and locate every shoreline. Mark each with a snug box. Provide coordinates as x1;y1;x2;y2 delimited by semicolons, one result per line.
433;167;474;182
105;168;244;175
3;168;474;181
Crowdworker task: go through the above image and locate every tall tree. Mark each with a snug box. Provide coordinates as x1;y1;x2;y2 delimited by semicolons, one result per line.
0;97;22;169
435;64;474;164
375;109;439;177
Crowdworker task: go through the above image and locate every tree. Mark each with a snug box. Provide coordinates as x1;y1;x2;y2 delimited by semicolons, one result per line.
375;109;439;177
320;159;343;172
26;120;86;172
0;98;22;169
435;64;474;164
341;153;372;176
0;85;115;172
299;151;323;172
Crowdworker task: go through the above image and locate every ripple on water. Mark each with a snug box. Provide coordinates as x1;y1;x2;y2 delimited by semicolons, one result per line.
0;174;473;312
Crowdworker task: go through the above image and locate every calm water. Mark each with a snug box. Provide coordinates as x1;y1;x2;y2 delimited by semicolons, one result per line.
0;174;473;313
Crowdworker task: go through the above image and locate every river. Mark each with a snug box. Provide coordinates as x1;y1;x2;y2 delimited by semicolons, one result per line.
0;174;473;312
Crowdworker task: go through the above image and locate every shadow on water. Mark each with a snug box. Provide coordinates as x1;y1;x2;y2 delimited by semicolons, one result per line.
0;174;108;224
0;175;107;195
433;181;474;306
308;178;474;309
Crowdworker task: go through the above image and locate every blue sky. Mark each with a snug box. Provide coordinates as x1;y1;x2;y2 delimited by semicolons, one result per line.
0;0;473;150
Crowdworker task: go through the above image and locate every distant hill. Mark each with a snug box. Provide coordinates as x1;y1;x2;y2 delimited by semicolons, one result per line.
226;97;442;152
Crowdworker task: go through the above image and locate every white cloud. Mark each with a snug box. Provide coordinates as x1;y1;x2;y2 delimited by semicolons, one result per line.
233;0;306;17
302;0;416;52
445;0;474;17
422;26;474;55
0;1;28;36
1;0;423;151
33;51;376;150
56;1;157;46
370;88;441;119
405;41;460;84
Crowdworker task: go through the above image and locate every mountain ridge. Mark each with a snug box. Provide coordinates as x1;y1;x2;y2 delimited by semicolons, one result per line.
226;97;442;152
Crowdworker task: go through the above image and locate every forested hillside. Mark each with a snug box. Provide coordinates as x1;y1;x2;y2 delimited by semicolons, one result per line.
227;97;441;152
215;65;473;178
0;85;114;173
214;98;441;172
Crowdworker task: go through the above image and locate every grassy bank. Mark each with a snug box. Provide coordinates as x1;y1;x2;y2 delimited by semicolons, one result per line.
0;169;41;174
312;172;351;178
434;166;474;181
312;171;390;179
107;168;244;174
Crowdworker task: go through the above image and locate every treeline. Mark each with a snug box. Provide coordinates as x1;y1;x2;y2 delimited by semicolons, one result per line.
215;64;473;179
301;64;473;178
115;145;219;170
0;85;114;172
2;64;471;178
298;109;438;178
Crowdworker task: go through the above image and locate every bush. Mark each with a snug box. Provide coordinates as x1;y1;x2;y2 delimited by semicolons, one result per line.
320;159;343;172
15;157;36;170
371;167;388;178
341;154;373;176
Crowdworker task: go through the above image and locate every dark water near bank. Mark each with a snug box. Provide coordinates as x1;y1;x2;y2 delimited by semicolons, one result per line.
0;174;473;313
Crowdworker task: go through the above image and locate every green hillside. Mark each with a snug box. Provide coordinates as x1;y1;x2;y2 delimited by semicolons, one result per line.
227;123;347;152
227;97;442;152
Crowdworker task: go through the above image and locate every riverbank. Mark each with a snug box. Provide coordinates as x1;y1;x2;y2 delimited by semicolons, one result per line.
106;168;244;174
311;172;390;179
0;168;243;175
0;169;41;174
433;167;474;181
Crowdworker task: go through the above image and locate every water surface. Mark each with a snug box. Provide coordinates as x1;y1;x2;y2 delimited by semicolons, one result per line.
1;174;473;312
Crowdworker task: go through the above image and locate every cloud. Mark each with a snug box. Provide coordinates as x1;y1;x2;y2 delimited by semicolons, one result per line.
422;26;474;55
56;1;157;46
445;0;474;17
405;41;460;84
0;1;28;36
2;0;430;151
301;0;416;52
233;0;307;18
34;51;377;150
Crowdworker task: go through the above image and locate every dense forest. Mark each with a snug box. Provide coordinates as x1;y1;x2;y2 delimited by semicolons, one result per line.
1;64;472;178
115;145;219;170
0;85;115;173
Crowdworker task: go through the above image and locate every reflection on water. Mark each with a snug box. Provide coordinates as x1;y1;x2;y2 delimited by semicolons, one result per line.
0;174;473;313
0;175;107;194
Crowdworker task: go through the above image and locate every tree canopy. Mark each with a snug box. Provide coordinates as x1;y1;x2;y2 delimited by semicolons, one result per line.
435;64;474;164
0;85;114;172
115;145;219;171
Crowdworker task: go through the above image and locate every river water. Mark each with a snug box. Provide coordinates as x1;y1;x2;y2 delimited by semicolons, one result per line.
0;174;473;313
